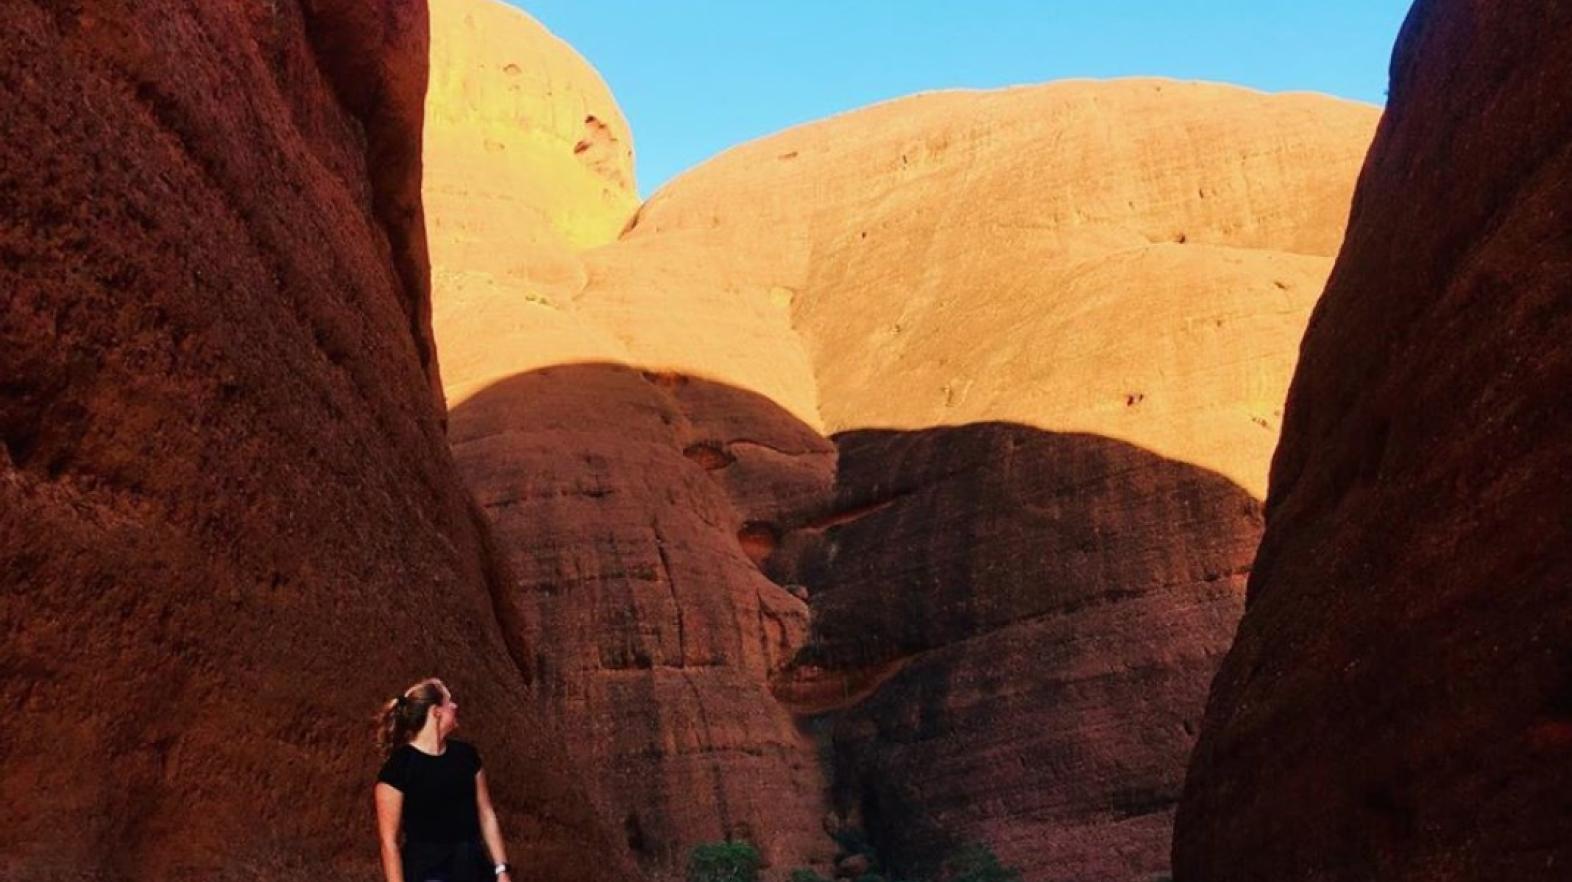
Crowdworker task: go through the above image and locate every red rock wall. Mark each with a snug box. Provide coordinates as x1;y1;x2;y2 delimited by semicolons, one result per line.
771;425;1262;882
1175;1;1572;879
448;365;837;878
0;2;622;880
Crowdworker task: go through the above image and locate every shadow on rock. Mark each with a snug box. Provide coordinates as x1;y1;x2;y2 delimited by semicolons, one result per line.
450;365;1264;882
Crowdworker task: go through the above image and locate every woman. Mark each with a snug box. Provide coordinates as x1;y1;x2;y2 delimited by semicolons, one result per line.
373;677;516;882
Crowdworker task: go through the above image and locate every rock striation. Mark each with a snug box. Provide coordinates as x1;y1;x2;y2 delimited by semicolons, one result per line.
1176;2;1572;880
0;2;622;880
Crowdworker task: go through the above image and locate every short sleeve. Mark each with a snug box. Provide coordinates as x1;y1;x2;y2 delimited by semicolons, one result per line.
468;741;483;775
376;748;409;791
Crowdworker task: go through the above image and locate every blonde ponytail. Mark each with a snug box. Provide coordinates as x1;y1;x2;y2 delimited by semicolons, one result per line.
373;677;446;755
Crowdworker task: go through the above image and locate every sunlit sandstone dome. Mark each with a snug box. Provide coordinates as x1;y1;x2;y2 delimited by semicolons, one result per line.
428;0;1374;499
425;0;641;402
422;1;1380;880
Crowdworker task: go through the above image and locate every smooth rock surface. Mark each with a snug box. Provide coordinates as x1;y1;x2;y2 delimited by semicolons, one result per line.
425;0;640;406
618;80;1380;498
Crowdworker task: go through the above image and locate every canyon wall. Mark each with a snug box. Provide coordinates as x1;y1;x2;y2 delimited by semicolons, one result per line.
450;366;839;875
772;424;1264;881
425;0;641;406
424;1;838;875
422;7;1380;878
0;2;622;880
660;81;1376;882
622;80;1376;498
1176;1;1572;880
0;1;1410;880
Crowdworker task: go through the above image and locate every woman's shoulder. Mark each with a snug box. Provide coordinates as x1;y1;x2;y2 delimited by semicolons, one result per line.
447;738;483;769
376;744;414;787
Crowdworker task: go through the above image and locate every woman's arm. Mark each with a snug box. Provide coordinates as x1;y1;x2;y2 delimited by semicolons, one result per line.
374;781;405;882
475;770;513;881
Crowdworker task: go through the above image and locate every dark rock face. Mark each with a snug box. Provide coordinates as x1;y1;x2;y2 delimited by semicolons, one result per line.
449;366;838;879
0;3;619;880
773;425;1264;882
451;362;1265;882
1175;2;1572;880
446;356;1265;882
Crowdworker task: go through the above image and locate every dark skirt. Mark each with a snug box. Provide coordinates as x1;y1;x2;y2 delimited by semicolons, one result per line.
402;835;492;882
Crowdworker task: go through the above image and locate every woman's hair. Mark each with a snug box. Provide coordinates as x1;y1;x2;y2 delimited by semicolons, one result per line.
374;677;448;755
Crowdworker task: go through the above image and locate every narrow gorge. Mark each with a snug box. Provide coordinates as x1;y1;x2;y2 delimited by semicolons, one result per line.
6;1;1564;881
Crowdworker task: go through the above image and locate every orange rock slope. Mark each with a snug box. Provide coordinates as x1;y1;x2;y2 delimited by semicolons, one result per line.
618;80;1376;497
426;2;838;874
0;2;623;881
423;3;1379;880
1176;2;1572;879
425;0;641;405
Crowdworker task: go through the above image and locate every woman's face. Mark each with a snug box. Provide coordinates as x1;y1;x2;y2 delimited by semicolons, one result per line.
434;688;459;736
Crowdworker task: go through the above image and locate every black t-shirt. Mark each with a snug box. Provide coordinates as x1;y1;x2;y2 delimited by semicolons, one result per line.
376;739;484;846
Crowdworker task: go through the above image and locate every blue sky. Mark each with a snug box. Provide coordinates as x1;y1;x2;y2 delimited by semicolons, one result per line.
510;2;1414;198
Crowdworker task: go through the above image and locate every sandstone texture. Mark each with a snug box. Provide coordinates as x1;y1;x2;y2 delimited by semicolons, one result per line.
604;86;1374;880
425;21;1379;878
773;425;1263;882
0;3;621;881
423;3;837;875
450;366;838;875
425;0;640;406
618;80;1378;498
1176;2;1572;880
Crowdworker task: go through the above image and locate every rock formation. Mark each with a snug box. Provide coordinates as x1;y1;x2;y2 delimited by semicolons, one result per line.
616;80;1378;497
425;0;640;406
774;425;1264;882
1175;2;1572;880
424;2;837;874
422;5;1380;877
450;366;839;875
0;2;622;880
0;0;1404;878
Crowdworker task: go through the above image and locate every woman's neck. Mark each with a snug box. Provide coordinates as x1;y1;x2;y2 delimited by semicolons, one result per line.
408;729;446;756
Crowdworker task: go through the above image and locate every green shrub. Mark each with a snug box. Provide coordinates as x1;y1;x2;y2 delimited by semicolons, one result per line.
789;871;833;882
944;844;1021;882
687;841;763;882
